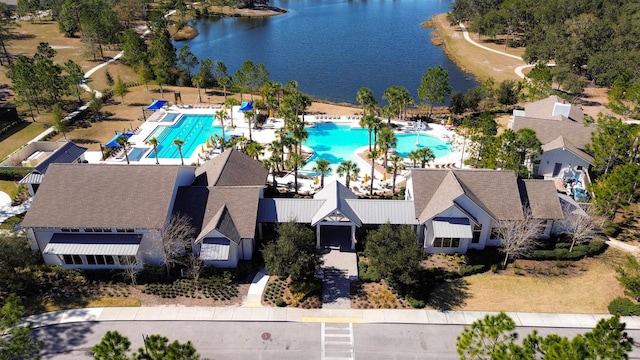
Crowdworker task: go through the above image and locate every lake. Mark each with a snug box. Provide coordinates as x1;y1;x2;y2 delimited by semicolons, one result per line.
176;0;477;105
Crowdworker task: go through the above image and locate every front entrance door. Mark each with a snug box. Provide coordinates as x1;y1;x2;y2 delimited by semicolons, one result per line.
319;225;352;251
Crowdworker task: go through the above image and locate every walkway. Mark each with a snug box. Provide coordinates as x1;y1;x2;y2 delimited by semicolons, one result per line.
23;306;640;330
320;232;358;309
458;22;531;79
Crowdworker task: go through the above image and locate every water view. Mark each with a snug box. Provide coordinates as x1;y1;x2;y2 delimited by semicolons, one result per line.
177;0;478;104
301;122;451;174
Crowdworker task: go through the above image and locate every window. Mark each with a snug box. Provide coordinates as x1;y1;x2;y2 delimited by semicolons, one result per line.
86;255;97;265
433;237;461;248
62;254;83;265
106;256;115;265
70;228;80;232
61;228;71;232
116;228;126;233
93;228;103;232
472;224;482;244
84;228;94;232
125;229;135;233
491;228;504;240
102;228;112;233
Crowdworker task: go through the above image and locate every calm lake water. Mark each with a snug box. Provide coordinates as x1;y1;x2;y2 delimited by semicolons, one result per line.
177;0;478;104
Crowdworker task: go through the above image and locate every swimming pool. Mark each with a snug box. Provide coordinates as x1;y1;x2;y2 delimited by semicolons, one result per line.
302;122;451;174
145;114;223;159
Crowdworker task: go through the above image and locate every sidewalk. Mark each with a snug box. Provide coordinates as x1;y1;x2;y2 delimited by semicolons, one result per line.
23;306;640;330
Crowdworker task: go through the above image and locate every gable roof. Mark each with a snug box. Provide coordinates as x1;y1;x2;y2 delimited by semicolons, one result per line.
173;185;262;243
194;149;268;187
33;142;87;174
541;136;594;164
411;169;525;222
311;180;361;226
512;116;595;150
518;179;564;220
22;164;188;229
523;96;584;122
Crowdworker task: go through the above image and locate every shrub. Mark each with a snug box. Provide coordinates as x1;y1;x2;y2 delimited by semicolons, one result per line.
406;296;425;309
0;168;31;181
358;261;381;282
608;297;640;316
490;264;499;273
602;221;621;237
275;298;286;307
458;264;485;276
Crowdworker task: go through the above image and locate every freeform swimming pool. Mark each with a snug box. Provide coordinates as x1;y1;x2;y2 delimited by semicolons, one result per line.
145;114;224;159
302;122;451;174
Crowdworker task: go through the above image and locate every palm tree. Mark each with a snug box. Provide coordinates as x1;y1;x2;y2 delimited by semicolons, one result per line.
246;141;264;160
337;160;360;189
360;114;376;152
408;150;420;168
263;157;279;188
215;109;227;152
287;152;306;194
356;87;377;115
224;98;240;127
192;74;204;103
389;155;405;194
116;135;130;165
383;85;413;121
376;125;397;169
417;147;435;168
367;149;380;196
173;138;185;165
313;159;331;188
243;109;254;141
289;118;308;154
146;137;160;165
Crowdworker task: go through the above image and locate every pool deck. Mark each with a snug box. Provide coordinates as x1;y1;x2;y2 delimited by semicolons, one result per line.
89;104;465;195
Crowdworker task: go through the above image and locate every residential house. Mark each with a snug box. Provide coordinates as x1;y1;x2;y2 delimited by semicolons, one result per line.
406;169;563;254
22;149;267;269
509;96;596;188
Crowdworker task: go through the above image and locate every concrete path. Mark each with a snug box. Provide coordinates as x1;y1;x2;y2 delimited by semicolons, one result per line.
242;268;269;307
22;306;640;330
458;22;531;79
0;198;32;224
322;248;358;310
607;238;639;255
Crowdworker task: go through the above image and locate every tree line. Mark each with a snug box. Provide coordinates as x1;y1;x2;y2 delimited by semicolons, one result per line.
447;0;640;108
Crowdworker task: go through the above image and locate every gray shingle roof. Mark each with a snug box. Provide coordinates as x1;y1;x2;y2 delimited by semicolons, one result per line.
173;186;262;243
22;164;189;229
512;116;595;150
518;179;564;220
411;169;525;222
541;136;594;164
523;96;584;122
194;149;268;187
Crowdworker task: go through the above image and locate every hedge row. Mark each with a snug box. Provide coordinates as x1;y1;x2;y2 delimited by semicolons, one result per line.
608;297;640;316
0;168;32;181
529;239;606;261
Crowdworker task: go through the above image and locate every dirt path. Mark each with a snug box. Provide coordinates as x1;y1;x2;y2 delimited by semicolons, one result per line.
433;14;611;119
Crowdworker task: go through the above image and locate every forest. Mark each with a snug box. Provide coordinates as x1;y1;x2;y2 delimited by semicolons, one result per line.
447;0;640;102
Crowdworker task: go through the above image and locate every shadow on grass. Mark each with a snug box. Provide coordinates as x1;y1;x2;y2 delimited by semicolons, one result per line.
426;277;470;311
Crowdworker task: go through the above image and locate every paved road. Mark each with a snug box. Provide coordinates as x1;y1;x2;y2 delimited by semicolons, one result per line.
32;321;640;359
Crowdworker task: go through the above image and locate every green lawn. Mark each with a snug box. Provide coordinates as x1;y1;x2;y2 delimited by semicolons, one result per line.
0;180;17;196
